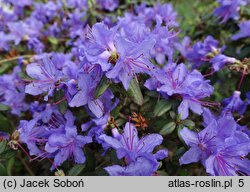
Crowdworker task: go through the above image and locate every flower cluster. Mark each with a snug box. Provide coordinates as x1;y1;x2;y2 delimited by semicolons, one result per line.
0;0;249;176
99;122;168;175
145;63;214;119
213;0;248;23
0;0;118;54
18;108;92;169
180;109;250;176
177;36;239;71
0;65;28;115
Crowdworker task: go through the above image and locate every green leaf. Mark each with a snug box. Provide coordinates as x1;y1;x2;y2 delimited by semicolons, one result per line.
182;119;195;128
169;111;177;119
153;100;172;117
94;77;110;98
115;118;126;127
0;163;7;176
0;64;12;75
0;113;13;133
110;104;122;119
83;148;96;172
156;170;169;176
173;147;186;160
0;104;9;111
179;169;188;176
1;149;16;159
7;157;15;176
48;37;59;45
0;140;7;154
159;122;176;136
110;150;122;165
95;168;109;176
128;78;144;106
54;90;67;114
68;164;86;176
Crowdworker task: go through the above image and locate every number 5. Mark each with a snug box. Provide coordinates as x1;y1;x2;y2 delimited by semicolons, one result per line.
238;179;244;187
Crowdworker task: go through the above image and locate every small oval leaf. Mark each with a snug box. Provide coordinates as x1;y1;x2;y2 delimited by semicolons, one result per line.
54;90;67;114
48;37;59;45
154;100;172;117
128;78;144;106
182;119;195;128
159;122;176;136
68;164;86;176
95;77;110;98
0;140;7;154
0;163;7;176
0;104;9;111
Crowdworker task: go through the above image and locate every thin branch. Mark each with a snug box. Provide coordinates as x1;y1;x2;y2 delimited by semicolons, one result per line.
17;153;35;176
0;55;35;65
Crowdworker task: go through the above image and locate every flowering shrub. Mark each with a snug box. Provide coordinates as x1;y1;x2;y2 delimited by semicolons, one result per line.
0;0;250;176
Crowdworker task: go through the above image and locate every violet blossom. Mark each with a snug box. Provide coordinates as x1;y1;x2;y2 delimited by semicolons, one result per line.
179;111;250;176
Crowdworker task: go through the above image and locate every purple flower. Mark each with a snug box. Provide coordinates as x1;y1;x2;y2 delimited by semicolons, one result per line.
104;157;160;176
232;20;250;40
117;15;150;43
179;112;250;176
78;89;119;149
19;108;92;170
186;36;219;68
25;55;65;101
135;2;178;28
27;37;45;54
31;2;60;23
30;102;64;124
91;89;119;124
213;0;247;23
106;36;156;90
185;35;238;71
154;63;214;119
150;25;177;65
45;111;92;169
63;0;88;8
4;0;32;7
154;3;179;27
85;22;156;90
96;0;119;11
19;118;49;156
116;5;178;65
205;143;250;176
210;54;237;71
100;122;167;176
84;23;117;72
69;65;110;118
7;19;43;45
222;91;248;115
99;122;167;164
175;36;192;58
0;66;28;115
0;32;13;50
18;106;66;157
179;121;218;165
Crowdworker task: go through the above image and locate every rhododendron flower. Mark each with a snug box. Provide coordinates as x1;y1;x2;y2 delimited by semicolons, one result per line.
232;20;250;40
25;56;65;100
146;63;214;119
222;91;248;115
45;111;92;169
104;157;160;176
99;122;167;163
180;111;250;176
213;0;247;23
